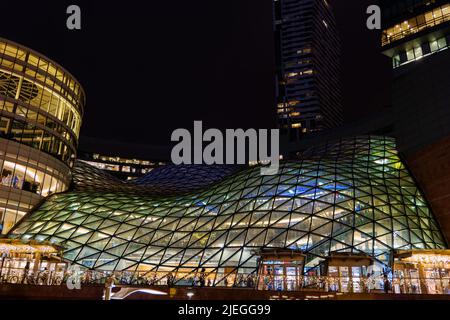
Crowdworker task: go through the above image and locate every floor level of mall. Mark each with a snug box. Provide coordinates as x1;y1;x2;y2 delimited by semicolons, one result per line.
1;239;450;296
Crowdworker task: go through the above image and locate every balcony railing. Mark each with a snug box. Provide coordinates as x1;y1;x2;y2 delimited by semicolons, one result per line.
382;13;450;46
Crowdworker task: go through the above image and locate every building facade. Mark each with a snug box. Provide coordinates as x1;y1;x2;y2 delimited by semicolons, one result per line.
0;38;85;234
78;152;166;181
274;0;342;141
380;0;450;243
380;0;450;155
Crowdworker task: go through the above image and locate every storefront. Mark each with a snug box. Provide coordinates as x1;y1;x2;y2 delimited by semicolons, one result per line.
256;249;305;291
0;239;66;285
324;253;380;293
393;250;450;295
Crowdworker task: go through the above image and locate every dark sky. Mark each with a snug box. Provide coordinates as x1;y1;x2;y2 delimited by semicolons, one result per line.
0;0;391;149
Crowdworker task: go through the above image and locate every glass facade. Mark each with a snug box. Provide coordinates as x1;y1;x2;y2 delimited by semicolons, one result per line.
9;137;447;286
0;38;84;235
0;138;71;234
0;38;85;167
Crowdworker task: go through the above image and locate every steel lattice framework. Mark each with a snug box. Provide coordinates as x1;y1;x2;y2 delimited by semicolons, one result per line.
9;136;446;284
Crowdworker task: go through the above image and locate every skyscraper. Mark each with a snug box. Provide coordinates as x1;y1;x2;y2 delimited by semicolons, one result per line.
273;0;342;141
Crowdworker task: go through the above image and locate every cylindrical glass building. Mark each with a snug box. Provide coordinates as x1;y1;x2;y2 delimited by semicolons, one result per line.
0;38;85;234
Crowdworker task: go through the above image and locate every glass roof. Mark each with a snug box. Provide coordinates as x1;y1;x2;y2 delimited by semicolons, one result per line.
8;136;447;284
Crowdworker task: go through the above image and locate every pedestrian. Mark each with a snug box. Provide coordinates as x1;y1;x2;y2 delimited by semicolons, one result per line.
104;275;115;300
22;261;30;284
199;268;206;287
167;272;174;287
383;276;390;294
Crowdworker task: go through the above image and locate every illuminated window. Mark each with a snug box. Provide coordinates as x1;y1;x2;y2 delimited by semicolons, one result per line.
443;4;450;17
430;40;439;52
291;123;301;129
438;37;447;49
406;49;415;61
393;55;401;68
414;46;423;59
105;164;120;172
297;47;312;55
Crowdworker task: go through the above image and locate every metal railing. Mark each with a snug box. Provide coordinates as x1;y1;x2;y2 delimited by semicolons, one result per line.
1;267;450;295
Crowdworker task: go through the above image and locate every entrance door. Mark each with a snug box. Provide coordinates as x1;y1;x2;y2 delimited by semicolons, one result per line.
273;265;284;291
257;250;305;291
339;266;350;292
285;266;298;291
409;269;421;294
258;262;303;291
352;266;362;293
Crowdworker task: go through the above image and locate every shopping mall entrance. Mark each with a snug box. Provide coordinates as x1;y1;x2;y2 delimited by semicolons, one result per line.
256;249;305;291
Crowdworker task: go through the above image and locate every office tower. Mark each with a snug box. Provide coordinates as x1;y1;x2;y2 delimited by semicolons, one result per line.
274;0;342;141
0;38;85;233
380;0;450;242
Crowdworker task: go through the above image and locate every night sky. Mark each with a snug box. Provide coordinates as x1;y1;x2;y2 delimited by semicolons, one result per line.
0;0;391;151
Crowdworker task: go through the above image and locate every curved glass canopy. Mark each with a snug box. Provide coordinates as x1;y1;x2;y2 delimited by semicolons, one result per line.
9;136;446;284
